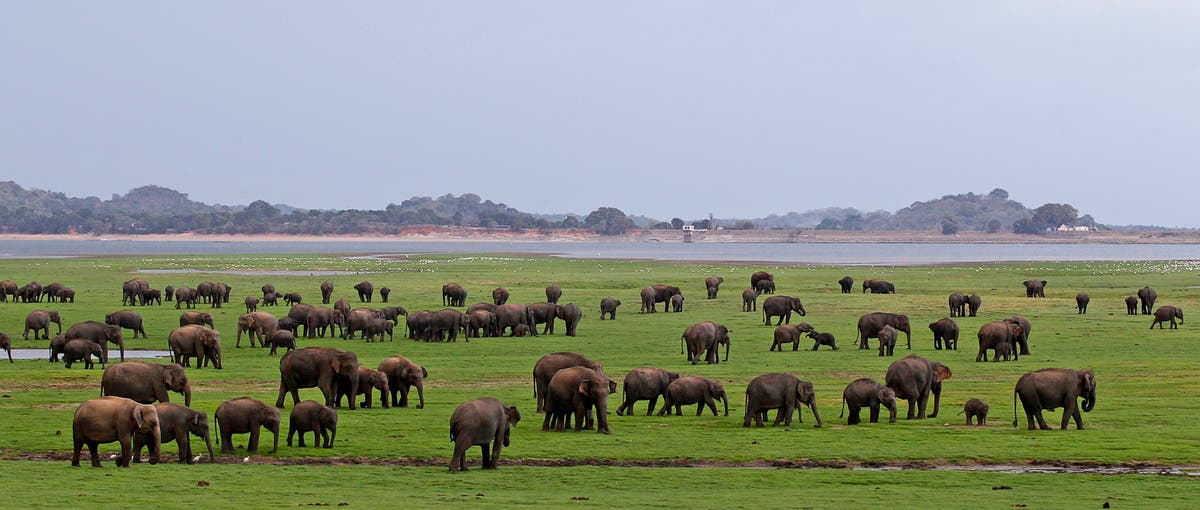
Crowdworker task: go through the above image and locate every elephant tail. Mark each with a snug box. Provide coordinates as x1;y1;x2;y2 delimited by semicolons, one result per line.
680;335;685;354
839;396;845;418
1012;390;1018;428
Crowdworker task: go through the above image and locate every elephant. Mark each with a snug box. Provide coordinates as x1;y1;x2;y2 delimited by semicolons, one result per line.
262;292;278;307
364;317;394;342
616;366;679;416
101;360;191;407
929;318;959;351
261;283;276;300
527;302;558;335
742;373;822;428
1006;315;1033;356
287;400;337;448
492;287;509;306
669;294;684;312
741;288;760;312
885;355;951;420
426;308;467;341
0;279;18;301
132;287;156;305
840;378;897;424
195;282;216;305
215;397;280;453
380;306;407;325
379;287;391;303
659;376;729;417
838;276;854;293
406;310;433;340
948;292;967;317
305;307;344;339
556;303;583;336
287;303;315;335
680;321;731;365
1023;279;1047;298
0;333;10;363
761;296;806;326
236;311;278;348
105;310;147;339
1125;296;1139;315
467;310;497;338
57;287;76;303
41;282;66;302
967;293;982;317
856;312;911;350
65;321;125;363
1075;293;1090;314
179;311;214;329
283;292;303;306
977;321;1023;362
122;278;150;307
212;283;230;308
63;339;105;369
333;299;352;324
353;281;374;303
167;325;222;369
244;295;258;313
467;302;497;314
808;331;838;351
1150;306;1183;329
442;283;467;307
173;286;197;309
545;285;563;304
749;271;774;290
450;397;520;472
961;398;989;425
23;310;62;340
277;347;360;410
493;304;534;337
754;278;776;295
533;352;604;413
878;325;899;357
1138;286;1157;315
863;278;895;294
512;324;531;337
277;317;300;335
1013;368;1096;430
164;284;174;302
265;329;296;355
132;402;214;464
378;355;427;408
335;365;390;409
640;284;681;313
771;322;815;352
542;366;614;434
320;281;334;304
72;396;161;467
705;276;723;299
48;334;67;362
599;297;621;320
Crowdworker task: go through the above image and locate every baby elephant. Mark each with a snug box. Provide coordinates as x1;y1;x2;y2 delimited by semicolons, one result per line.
840;378;897;425
288;400;337;448
877;325;899;357
961;398;989;425
265;330;296;356
599;297;621;320
63;339;105;369
808;331;838;351
449;397;520;472
658;376;729;417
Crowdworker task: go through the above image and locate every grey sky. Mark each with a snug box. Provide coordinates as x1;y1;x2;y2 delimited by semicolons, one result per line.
2;2;1197;226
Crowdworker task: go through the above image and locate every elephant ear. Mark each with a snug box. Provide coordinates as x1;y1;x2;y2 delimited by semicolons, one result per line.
796;383;813;402
709;381;722;395
331;358;342;374
933;363;952;383
505;405;521;425
162;368;177;388
132;405;147;429
421;366;428;379
607;379;618;394
877;387;894;401
1078;370;1096;393
578;379;592;397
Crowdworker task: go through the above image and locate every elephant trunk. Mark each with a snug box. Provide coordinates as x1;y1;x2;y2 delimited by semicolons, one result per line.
202;430;215;463
887;402;898;423
929;384;942;418
148;427;162;465
328;423;337;447
116;337;126;362
1082;393;1095;413
415;382;425;409
808;398;823;428
183;384;192;408
723;339;730;362
270;423;280;453
722;394;729;416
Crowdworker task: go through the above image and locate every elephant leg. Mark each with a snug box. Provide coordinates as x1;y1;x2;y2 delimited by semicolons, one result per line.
848;405;861;425
287;427;295;447
248;420;261;452
705;397;718;417
916;391;930;419
647;395;660;416
792;340;800;352
480;443;492;468
1061;401;1076;430
118;437;133;467
541;411;553;431
869;404;880;423
88;441;102;467
399;385;410;408
221;430;235;453
451;439;469;471
179;433;192;464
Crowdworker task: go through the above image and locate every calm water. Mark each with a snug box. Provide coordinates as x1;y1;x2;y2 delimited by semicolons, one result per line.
1;239;1199;265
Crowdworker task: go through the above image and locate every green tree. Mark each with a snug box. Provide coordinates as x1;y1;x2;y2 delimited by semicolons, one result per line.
988;188;1009;200
670;217;685;229
1031;203;1079;229
583;207;637;235
941;217;959;235
986;219;1002;233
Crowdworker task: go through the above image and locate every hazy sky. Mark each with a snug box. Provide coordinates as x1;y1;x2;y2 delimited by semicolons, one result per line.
2;3;1197;225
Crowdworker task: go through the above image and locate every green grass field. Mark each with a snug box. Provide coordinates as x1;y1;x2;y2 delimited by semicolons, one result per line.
1;254;1197;508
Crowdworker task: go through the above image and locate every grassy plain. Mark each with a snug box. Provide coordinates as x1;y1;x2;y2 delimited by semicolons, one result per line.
0;253;1197;508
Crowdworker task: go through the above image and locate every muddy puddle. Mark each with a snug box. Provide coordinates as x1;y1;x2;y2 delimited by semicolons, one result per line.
6;349;172;360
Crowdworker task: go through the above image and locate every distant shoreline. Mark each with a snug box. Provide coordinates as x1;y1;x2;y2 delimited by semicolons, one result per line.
1;228;1197;244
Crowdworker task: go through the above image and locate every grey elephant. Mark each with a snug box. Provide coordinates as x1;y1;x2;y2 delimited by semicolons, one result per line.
105;310;147;339
545;284;563;304
72;396;161;467
742;373;822;428
1138;286;1157;315
885;355;951;420
305;306;343;339
705;276;724;299
215;397;279;453
493;304;534;337
1005;316;1032;356
1013;368;1095;430
48;334;68;362
771;322;815;352
967;293;982;316
658;376;728;417
533;352;603;413
929;318;959;351
167;325;222;369
0;333;10;363
750;271;774;290
808;331;838;351
640;285;681;313
877;325;899;357
133;402;214;464
179;311;214;329
320;281;333;304
426;308;467;341
101;360;192;407
542;366;614;434
335;365;390;409
1023;279;1047;298
857;312;911;350
680;321;731;365
467;310;497;338
976;321;1023;362
961;398;989;426
244;295;258;313
450;397;520;472
288;400;337;448
237;311;278;348
1125;296;1138;315
840;378;897;425
23;310;62;340
378;355;426;408
174;286;198;309
1076;293;1090;314
265;330;296;355
948;292;967;317
599;297;621;320
492;287;509;306
276;347;360;410
441;283;467;307
754;278;776;294
354;281;374;303
556;303;583;336
762;295;806;326
526;302;559;336
1150;306;1183;329
741;288;762;312
616;366;680;416
863;278;895;294
838;276;853;293
65;321;126;362
122;278;149;307
669;294;684;312
62;339;105;369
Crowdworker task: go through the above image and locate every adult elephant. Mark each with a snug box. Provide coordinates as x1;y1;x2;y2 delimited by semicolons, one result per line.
405;310;433;340
659;376;729;417
492;287;509;306
599;297;621;320
41;282;66;302
378;355;427;408
467;310;497;338
967;293;982;317
1013;368;1096;430
196;282;216;305
101;361;192;407
885;355;951;420
236;311;278;348
215;397;280;454
545;285;563;304
948;292;967;317
976;321;1023;362
342;308;378;340
742;373;822;428
174;286;197;309
639;286;657;313
680;321;731;365
1023;279;1047;298
705;276;724;299
449;397;520;472
1075;293;1090;314
761;295;806;326
1006;316;1033;355
427;308;467;341
493;304;534;337
167;325;222;369
0;333;10;363
72;396;161;467
276;347;360;410
749;271;774;290
616;367;680;416
542;366;614;434
1150;306;1184;329
23;310;62;340
122;278;150;307
133;402;214;464
164;285;174;303
261;283;276;301
333;299;352;324
0;279;18;301
533;352;604;413
379;287;390;303
646;285;682;313
305;306;343;339
928;318;959;351
105;310;147;339
354;281;374;303
523;302;558;335
1138;286;1157;315
320;281;334;304
66;320;125;363
1125;296;1139;315
442;283;467;307
837;276;853;294
741;288;760;312
840;378;898;425
179;311;215;328
556;303;583;337
863;279;895;294
857;312;911;350
771;322;815;352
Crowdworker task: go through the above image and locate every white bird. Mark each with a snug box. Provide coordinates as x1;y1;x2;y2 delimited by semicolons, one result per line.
193;455;203;463
243;457;250;463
